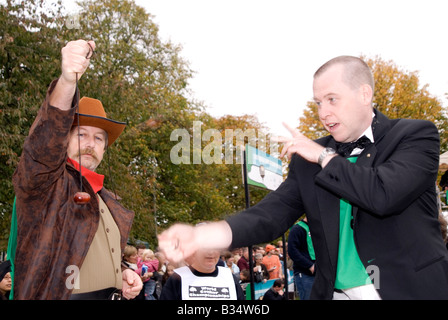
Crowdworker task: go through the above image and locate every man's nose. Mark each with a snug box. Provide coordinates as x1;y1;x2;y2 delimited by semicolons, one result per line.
83;135;96;148
318;104;332;120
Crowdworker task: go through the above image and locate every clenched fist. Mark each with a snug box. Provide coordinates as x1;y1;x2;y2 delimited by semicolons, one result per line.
60;39;95;84
50;40;95;110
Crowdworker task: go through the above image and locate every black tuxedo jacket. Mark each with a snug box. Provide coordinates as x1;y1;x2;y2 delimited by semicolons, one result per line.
227;110;448;299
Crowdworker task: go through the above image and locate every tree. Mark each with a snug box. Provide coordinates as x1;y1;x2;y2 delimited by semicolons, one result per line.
70;0;281;244
0;0;283;250
67;0;205;245
297;55;448;152
0;0;67;248
207;114;273;213
0;0;199;248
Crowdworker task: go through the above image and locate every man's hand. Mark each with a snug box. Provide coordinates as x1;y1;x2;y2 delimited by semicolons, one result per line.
309;264;315;274
273;122;324;162
157;223;197;264
273;122;336;167
50;39;95;110
158;221;232;264
122;268;143;300
60;40;95;84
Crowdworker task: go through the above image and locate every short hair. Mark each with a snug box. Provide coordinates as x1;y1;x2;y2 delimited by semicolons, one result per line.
141;249;155;260
254;253;263;260
273;279;284;287
314;56;375;93
123;245;137;259
222;251;233;260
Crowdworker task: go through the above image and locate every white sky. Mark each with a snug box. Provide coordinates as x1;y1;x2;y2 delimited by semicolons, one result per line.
64;0;448;136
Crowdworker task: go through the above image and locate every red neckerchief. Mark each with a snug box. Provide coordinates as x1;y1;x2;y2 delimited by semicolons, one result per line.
67;158;104;194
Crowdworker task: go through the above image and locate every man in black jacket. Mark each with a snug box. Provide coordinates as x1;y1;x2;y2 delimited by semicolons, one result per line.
158;56;448;300
262;279;286;301
288;216;315;300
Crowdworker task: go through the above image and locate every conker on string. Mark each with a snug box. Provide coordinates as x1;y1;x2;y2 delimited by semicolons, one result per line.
74;192;91;204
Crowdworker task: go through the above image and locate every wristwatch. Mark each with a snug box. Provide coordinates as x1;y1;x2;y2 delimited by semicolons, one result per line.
318;147;336;166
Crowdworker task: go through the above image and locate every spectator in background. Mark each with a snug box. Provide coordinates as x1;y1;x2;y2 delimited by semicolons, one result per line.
262;279;286;301
263;245;282;279
137;249;159;300
253;253;269;283
136;244;147;259
222;250;240;277
288;216;316;300
155;251;167;275
253;245;265;256
160;247;244;300
232;248;242;262
0;260;12;300
154;251;167;299
162;263;176;287
440;171;448;191
237;247;251;271
239;269;250;284
122;245;139;271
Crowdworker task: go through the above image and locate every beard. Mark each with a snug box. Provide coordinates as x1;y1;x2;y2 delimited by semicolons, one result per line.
76;148;100;171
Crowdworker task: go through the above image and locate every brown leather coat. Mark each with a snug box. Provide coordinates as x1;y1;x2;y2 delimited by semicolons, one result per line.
12;80;134;299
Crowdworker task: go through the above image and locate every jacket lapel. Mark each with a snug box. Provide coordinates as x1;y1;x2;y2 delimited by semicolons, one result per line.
316;183;340;271
348;109;390;222
314;137;340;271
351;144;377;221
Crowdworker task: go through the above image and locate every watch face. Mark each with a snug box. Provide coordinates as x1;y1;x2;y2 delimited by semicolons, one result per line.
319;148;335;165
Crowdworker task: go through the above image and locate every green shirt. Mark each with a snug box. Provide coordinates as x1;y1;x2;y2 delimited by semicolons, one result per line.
297;220;315;260
334;157;371;290
7;197;17;299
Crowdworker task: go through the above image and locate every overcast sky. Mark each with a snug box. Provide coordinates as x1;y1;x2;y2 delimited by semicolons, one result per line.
64;0;448;136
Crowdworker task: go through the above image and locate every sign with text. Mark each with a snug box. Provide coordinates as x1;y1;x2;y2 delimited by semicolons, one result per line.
245;145;283;191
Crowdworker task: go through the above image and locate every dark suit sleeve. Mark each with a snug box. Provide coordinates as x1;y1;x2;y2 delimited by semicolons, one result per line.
226;156;305;248
315;119;439;216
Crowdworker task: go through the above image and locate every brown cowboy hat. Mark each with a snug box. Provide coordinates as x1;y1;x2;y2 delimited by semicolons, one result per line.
73;97;126;146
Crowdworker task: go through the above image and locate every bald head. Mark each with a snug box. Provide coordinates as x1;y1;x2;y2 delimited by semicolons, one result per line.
314;56;375;99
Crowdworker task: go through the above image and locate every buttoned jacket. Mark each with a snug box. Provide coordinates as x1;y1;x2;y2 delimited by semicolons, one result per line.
227;109;448;299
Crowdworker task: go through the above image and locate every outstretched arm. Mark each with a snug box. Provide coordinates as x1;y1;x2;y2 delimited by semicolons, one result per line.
49;39;95;110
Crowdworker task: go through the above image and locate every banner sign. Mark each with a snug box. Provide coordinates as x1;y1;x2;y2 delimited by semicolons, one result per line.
245;145;283;191
245;270;294;300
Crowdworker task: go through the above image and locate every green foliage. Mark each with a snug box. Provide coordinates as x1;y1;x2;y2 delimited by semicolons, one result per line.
3;1;447;252
0;0;275;250
0;0;67;245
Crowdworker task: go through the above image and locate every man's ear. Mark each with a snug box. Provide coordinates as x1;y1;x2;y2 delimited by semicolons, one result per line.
360;84;373;105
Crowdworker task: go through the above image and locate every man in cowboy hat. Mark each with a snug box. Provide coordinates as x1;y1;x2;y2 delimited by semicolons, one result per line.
12;40;142;299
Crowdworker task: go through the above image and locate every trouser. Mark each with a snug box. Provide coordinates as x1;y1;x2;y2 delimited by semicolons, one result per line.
70;287;122;300
294;272;315;300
